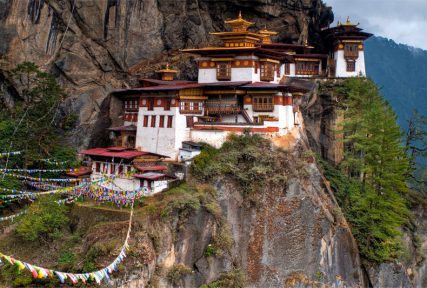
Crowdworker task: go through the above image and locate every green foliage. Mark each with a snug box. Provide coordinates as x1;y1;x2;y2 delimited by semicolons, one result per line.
57;251;77;271
321;78;412;263
166;263;193;285
16;195;69;243
0;265;33;287
0;62;73;167
193;134;288;196
200;269;246;288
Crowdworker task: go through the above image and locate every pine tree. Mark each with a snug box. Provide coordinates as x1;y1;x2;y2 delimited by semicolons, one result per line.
330;78;411;263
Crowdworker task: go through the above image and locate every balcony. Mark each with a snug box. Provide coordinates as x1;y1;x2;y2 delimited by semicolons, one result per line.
253;103;274;112
205;100;241;115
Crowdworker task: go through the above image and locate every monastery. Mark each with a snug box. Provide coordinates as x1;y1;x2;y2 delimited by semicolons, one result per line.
80;14;372;194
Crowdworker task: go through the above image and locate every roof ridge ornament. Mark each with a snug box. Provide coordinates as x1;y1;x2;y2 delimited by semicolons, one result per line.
224;11;255;32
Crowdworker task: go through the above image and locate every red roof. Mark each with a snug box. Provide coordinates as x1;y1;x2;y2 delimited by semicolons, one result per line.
79;147;147;159
134;165;168;172
65;166;92;178
80;147;169;159
139;79;195;86
133;172;170;180
113;83;203;94
241;82;288;89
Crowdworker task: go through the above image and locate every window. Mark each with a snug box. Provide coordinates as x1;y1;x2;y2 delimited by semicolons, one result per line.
118;165;123;175
95;162;100;173
159;115;165;128
165;99;171;111
143;115;149;127
151;115;156;127
346;60;356;72
216;62;231;81
344;44;359;58
276;64;280;78
260;62;275;81
180;101;203;114
186;116;194;128
295;61;320;75
167;116;173;128
253;96;274;112
147;99;154;111
125;101;129;109
284;63;290;75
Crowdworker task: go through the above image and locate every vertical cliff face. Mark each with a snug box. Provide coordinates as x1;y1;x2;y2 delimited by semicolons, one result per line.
104;139;365;288
0;0;333;149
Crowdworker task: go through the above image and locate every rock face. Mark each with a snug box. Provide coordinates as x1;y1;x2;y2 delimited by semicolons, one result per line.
0;0;333;149
106;141;365;287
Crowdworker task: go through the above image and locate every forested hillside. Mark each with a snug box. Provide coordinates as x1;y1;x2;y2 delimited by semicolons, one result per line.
365;36;427;127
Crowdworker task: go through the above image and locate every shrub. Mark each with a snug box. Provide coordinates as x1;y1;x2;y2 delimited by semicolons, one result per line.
16;195;69;243
200;269;246;288
166;263;193;285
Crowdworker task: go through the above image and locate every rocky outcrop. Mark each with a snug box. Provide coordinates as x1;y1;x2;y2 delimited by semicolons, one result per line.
0;0;333;149
105;140;364;287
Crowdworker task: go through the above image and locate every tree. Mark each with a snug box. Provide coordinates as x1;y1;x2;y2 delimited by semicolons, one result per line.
328;78;412;263
405;109;427;193
0;62;71;167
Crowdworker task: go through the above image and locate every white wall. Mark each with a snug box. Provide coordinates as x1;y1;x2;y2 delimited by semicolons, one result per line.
334;50;366;77
136;107;192;160
198;69;217;83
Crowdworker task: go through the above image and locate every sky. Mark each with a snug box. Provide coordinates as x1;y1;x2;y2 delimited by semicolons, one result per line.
323;0;427;50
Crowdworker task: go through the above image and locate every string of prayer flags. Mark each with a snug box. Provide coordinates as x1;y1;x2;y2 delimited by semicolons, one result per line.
0;168;78;173
0;193;135;284
0;151;21;158
0;210;27;222
0;171;80;182
39;159;70;165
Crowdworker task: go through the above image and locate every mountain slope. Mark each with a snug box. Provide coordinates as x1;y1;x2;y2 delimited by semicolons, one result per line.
365;36;427;128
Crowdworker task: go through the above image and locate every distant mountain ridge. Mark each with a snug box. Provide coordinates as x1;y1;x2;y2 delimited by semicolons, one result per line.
365;36;427;128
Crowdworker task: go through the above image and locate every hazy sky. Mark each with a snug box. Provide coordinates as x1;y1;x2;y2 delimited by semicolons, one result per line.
323;0;427;50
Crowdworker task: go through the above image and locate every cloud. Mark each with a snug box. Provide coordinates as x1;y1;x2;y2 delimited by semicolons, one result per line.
323;0;427;50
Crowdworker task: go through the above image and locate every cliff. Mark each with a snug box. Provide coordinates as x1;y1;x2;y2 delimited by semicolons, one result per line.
0;134;365;287
0;0;332;149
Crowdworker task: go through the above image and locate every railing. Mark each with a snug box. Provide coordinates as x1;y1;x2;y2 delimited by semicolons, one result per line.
180;109;203;114
205;101;240;115
252;103;274;112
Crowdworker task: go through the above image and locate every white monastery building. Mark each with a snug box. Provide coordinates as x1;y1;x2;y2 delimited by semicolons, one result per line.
81;13;372;185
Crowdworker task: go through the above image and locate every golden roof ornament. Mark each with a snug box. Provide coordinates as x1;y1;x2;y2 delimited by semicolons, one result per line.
224;11;255;32
258;25;278;44
338;17;359;27
156;63;178;73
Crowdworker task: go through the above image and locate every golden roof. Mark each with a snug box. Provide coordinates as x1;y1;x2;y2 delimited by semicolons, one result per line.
224;11;255;32
258;26;278;44
156;63;178;73
258;25;278;36
338;17;359;27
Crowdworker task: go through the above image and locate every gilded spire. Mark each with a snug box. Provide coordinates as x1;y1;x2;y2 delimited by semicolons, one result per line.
224;12;255;32
258;25;278;44
338;17;359;27
156;63;178;81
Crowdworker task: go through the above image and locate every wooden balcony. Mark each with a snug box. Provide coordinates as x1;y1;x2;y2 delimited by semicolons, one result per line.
205;101;240;115
253;103;274;112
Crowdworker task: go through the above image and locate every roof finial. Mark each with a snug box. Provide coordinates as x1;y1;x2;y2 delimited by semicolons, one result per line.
346;16;351;24
238;10;242;19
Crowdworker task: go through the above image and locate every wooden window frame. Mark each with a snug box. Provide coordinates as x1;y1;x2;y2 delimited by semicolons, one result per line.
344;44;359;58
147;99;154;111
295;61;320;75
143;115;149;127
167;116;173;128
186;116;194;128
260;62;275;81
285;63;291;75
164;99;171;111
346;60;356;72
216;62;231;81
151;115;156;127
159;115;165;128
252;95;274;112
